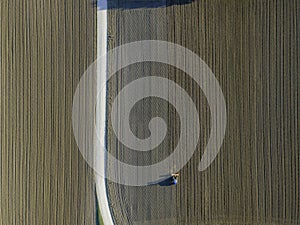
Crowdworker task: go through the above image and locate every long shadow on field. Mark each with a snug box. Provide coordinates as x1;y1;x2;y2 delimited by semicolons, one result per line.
158;177;175;186
94;0;194;10
147;174;176;186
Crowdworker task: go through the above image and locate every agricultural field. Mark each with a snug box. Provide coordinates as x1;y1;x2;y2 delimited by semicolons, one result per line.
106;1;299;225
0;1;97;225
0;1;299;225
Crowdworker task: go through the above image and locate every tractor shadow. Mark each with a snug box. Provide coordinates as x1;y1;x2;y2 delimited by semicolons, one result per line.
147;174;175;187
158;177;174;186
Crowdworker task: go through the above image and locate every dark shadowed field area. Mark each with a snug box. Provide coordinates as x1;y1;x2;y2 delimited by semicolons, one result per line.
106;0;299;225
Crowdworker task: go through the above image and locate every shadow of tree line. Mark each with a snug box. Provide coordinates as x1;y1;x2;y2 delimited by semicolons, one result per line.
94;0;194;10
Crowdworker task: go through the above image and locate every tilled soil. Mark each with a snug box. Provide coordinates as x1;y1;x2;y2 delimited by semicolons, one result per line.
0;1;97;225
106;1;300;225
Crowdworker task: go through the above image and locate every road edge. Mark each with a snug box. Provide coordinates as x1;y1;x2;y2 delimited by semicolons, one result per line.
95;4;115;225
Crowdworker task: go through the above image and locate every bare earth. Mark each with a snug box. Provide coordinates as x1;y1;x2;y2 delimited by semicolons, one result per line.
106;1;299;225
1;1;299;225
0;1;97;225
